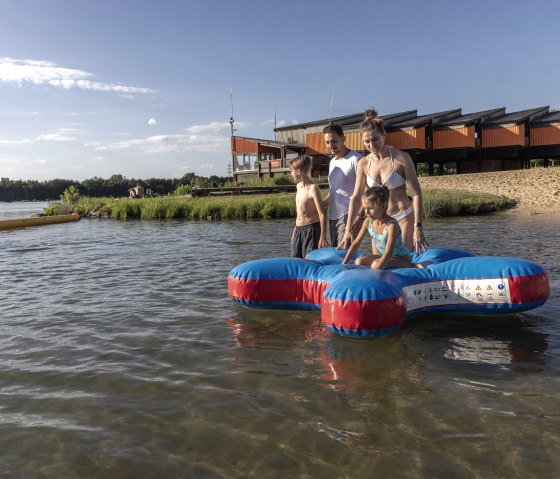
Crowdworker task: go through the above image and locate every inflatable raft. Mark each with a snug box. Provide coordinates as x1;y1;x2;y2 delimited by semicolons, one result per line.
228;247;550;338
0;213;80;230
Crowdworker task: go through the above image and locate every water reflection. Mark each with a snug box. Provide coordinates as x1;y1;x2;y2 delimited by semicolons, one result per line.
228;309;410;394
403;314;549;373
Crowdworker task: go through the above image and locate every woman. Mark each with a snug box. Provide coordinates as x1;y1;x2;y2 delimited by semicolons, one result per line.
344;109;429;253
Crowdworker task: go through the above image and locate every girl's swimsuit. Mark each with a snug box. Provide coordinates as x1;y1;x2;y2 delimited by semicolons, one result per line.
366;146;413;222
368;219;410;257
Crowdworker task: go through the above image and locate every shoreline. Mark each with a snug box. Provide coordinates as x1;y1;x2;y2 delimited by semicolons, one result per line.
418;167;560;213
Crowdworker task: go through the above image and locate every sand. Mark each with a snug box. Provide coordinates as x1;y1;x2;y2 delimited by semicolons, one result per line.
418;167;560;213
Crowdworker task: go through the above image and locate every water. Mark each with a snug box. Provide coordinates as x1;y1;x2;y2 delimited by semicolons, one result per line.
0;201;50;220
1;203;559;478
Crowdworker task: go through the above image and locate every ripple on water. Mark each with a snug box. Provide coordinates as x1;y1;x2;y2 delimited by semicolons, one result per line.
0;214;559;477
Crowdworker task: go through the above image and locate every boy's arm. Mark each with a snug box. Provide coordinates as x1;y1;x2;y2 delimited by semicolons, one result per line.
312;185;328;247
372;222;397;270
342;220;368;265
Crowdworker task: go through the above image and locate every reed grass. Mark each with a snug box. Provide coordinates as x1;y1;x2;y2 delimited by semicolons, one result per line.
422;189;516;217
70;189;513;220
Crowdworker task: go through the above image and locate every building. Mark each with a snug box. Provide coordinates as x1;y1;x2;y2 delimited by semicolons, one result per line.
231;105;559;182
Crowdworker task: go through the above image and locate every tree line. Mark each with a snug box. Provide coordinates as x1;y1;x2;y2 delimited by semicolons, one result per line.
0;173;232;202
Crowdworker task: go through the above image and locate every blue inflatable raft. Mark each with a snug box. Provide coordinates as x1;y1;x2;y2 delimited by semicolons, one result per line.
228;247;550;338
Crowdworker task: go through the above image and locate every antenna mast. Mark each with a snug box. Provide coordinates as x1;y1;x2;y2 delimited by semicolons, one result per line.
229;88;235;137
229;88;235;181
329;76;338;123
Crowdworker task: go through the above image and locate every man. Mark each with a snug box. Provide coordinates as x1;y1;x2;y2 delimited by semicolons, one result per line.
323;123;362;248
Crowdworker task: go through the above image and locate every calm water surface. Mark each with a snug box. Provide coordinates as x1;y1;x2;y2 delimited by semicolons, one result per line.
0;202;559;478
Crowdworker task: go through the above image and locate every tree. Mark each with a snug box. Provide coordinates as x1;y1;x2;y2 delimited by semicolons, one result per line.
60;185;80;208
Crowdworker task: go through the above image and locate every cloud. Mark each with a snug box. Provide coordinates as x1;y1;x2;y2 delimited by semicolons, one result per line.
0;138;32;145
0;131;77;144
36;133;77;142
0;57;156;94
148;118;157;125
93;121;239;155
185;121;233;134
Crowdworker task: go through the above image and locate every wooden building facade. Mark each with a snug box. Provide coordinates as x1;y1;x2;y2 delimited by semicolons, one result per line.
232;105;560;182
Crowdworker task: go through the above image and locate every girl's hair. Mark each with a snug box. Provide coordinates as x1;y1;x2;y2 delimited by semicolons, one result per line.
290;155;312;172
322;123;345;137
363;185;390;206
360;108;385;134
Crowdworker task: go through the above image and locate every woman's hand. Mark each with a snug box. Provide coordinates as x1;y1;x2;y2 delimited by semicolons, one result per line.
413;227;429;253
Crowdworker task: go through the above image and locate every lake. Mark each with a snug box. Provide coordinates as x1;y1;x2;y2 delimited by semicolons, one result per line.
1;201;559;478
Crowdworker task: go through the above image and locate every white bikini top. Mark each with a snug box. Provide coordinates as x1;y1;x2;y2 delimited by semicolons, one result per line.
366;146;406;190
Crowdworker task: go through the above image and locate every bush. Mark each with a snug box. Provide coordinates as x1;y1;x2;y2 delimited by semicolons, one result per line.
60;185;80;209
272;175;294;185
173;184;192;196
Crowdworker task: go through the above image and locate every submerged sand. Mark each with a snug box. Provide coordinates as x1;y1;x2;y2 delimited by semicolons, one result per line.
418;167;560;213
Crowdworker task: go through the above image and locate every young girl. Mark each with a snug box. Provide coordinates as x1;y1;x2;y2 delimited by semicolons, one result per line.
342;186;421;269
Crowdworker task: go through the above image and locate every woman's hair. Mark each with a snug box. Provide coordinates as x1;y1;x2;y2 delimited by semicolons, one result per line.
323;123;344;137
361;108;385;134
290;155;312;172
363;185;390;206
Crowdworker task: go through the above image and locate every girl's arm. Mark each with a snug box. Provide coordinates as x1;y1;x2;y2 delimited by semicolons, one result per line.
372;222;398;270
312;185;329;248
342;219;369;265
401;152;428;252
339;158;367;248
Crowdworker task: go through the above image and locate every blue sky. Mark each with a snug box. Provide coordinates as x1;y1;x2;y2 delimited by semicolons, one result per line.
1;0;559;181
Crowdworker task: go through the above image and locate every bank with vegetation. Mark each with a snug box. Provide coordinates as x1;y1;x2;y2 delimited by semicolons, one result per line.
49;188;515;220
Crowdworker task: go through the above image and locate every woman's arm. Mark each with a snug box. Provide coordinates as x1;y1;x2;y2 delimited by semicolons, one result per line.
401;152;429;252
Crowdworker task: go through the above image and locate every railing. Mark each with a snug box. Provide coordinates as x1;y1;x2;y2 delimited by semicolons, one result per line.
191;184;329;197
234;164;258;172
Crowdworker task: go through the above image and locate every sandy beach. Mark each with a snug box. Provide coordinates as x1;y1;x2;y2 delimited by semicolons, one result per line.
418;167;560;213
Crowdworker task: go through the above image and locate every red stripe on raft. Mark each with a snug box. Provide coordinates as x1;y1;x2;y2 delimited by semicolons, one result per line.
228;276;328;306
508;272;550;304
321;294;406;333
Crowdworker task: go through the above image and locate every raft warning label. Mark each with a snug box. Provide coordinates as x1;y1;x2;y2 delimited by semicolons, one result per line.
403;278;511;310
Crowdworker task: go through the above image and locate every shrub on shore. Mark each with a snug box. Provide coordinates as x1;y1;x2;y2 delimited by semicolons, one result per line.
66;189;513;221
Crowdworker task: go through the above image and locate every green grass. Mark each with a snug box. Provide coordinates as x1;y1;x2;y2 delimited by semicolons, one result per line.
71;194;297;220
422;189;516;217
65;189;514;221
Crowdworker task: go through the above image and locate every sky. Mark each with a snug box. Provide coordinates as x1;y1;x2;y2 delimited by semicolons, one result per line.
1;0;559;181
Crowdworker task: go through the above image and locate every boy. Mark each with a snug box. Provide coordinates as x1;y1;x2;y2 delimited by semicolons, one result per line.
290;156;328;258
